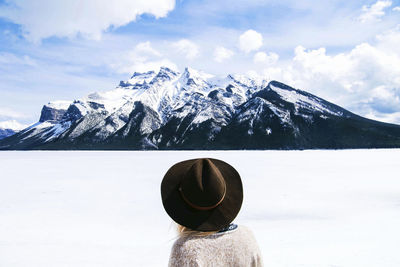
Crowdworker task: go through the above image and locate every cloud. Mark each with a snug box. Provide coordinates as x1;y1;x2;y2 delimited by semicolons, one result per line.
0;107;28;120
0;120;28;130
239;30;263;53
110;41;176;74
0;0;176;42
119;58;177;73
393;6;400;11
358;0;392;23
213;46;234;63
253;51;279;65
367;85;400;113
135;41;162;57
260;27;400;124
172;39;200;60
364;111;400;124
0;53;37;67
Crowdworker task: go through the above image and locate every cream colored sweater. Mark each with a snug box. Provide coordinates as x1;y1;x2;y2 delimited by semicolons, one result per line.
168;225;263;267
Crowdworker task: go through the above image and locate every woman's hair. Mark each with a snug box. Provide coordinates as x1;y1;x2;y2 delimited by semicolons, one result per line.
176;224;218;237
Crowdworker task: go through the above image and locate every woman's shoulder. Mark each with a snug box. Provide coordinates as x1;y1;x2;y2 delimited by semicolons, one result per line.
236;224;259;239
172;224;256;248
228;225;259;246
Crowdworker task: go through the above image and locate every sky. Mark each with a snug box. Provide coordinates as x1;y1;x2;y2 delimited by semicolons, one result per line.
0;0;400;126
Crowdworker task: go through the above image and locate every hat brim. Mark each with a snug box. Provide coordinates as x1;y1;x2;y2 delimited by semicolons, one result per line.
161;158;243;232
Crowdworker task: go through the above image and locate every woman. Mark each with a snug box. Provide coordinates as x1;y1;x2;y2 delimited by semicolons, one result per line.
161;158;263;266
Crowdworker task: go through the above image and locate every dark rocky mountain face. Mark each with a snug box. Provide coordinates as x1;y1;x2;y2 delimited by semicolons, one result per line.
1;67;400;150
0;128;16;140
39;105;68;122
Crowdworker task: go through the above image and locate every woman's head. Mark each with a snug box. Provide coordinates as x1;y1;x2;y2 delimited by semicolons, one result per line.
161;158;243;232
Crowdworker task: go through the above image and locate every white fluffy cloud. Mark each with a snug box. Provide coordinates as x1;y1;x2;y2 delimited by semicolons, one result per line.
358;0;392;23
0;120;28;130
393;6;400;11
213;46;234;62
262;27;400;124
110;41;176;74
172;39;200;60
121;58;177;74
135;41;162;57
239;30;263;53
0;0;176;42
0;107;27;120
253;51;279;65
0;52;37;67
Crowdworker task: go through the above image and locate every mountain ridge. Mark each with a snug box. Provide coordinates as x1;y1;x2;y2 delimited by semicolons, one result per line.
1;66;400;150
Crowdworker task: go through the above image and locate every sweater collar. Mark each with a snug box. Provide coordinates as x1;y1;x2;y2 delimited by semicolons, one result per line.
217;223;238;233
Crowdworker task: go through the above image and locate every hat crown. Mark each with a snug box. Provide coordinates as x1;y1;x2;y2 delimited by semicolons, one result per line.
179;158;226;210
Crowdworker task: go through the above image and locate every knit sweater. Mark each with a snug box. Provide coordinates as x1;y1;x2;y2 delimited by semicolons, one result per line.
168;225;263;267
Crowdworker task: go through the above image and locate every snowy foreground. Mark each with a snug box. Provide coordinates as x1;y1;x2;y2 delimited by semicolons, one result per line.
0;150;400;267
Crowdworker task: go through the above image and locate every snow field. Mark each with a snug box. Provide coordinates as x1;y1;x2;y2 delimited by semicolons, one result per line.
0;150;399;267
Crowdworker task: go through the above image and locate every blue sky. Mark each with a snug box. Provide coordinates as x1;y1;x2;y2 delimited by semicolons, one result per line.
0;0;400;126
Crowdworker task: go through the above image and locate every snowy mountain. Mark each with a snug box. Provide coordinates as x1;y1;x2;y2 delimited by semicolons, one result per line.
0;120;28;140
1;66;400;150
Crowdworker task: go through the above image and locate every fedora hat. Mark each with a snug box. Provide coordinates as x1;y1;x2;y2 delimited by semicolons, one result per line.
161;158;243;231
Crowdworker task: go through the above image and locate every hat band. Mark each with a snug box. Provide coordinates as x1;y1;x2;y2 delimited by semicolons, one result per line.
179;186;226;211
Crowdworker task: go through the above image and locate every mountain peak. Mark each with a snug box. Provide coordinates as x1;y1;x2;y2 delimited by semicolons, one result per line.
45;100;71;110
130;70;155;79
268;80;293;90
183;67;213;79
227;73;267;89
150;66;179;83
3;66;400;150
180;67;214;88
120;70;156;88
159;66;178;73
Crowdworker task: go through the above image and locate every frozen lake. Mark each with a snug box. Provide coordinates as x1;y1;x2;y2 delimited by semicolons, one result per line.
0;150;399;267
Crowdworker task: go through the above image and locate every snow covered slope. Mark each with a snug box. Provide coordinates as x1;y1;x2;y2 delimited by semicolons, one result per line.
1;150;400;266
1;67;400;149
